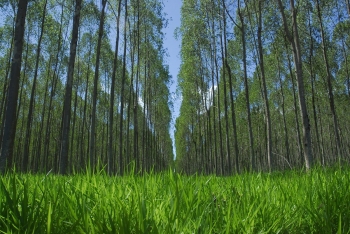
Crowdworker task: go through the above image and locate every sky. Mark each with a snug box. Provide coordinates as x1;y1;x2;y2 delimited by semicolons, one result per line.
162;0;182;156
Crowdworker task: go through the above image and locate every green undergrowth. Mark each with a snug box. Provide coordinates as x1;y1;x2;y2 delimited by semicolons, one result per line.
0;168;349;233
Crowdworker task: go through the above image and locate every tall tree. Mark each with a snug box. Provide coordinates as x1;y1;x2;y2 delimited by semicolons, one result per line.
276;0;313;170
108;0;122;175
22;0;48;172
256;0;272;171
119;0;128;175
0;0;29;173
315;0;342;159
90;0;107;171
59;0;82;174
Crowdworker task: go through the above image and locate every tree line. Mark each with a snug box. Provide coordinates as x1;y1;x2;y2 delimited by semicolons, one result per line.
0;0;174;174
175;0;350;174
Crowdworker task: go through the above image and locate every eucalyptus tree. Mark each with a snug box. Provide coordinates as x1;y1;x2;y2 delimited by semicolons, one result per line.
0;0;29;173
276;0;313;170
218;2;232;174
224;0;255;171
22;0;48;172
108;0;122;175
41;2;69;172
255;0;272;170
59;0;82;174
90;0;107;171
0;15;15;151
314;0;342;160
118;0;128;175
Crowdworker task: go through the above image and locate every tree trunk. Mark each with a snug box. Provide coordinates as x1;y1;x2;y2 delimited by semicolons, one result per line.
0;20;15;150
22;0;48;172
90;0;107;172
238;1;255;172
307;10;322;164
316;0;341;159
219;4;232;175
59;0;82;174
134;1;140;172
257;0;272;171
0;0;29;173
287;53;303;166
109;0;121;174
277;0;313;170
119;0;128;175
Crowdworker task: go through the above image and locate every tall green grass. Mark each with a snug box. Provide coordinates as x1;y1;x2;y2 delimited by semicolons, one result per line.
0;168;349;233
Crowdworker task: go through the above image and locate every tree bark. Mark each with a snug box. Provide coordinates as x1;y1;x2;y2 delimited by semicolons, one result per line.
277;0;313;170
257;0;272;171
219;6;232;175
0;0;29;173
108;0;122;175
90;0;107;172
119;0;128;175
22;0;48;172
316;0;341;159
59;0;82;174
238;0;255;172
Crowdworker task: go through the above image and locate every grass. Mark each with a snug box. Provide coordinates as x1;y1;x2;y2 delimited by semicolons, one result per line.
0;167;349;233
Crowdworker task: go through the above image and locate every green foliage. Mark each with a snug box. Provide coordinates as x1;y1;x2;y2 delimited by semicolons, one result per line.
1;168;350;233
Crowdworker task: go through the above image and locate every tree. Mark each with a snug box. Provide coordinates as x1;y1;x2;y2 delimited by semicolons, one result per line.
22;0;48;172
0;0;29;173
90;0;107;171
59;0;82;174
276;0;313;170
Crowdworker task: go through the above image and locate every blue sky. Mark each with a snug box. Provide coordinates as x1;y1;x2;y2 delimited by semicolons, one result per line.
162;0;182;155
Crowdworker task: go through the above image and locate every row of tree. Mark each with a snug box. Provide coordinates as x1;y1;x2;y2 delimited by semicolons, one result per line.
0;0;174;174
175;0;350;174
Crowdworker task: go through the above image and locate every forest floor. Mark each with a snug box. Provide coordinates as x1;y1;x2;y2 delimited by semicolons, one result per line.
0;167;349;233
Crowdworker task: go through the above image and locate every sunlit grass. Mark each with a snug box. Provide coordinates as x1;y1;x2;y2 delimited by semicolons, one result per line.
0;167;349;233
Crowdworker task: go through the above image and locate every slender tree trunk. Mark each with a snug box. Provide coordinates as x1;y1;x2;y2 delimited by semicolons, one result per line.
0;20;15;150
208;4;218;174
277;58;291;166
14;31;30;170
0;0;29;173
316;0;341;159
119;0;128;175
59;0;82;174
44;4;65;172
80;61;90;170
214;49;224;175
307;10;322;164
256;0;272;171
287;53;303;166
36;59;51;172
90;0;107;172
222;35;239;174
134;1;140;172
126;29;135;170
22;0;48;172
238;1;255;172
108;0;121;175
219;5;232;175
277;0;313;170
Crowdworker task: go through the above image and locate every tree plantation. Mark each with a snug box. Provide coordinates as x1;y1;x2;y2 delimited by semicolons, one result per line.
1;0;350;175
1;0;350;233
175;0;350;174
0;0;174;174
